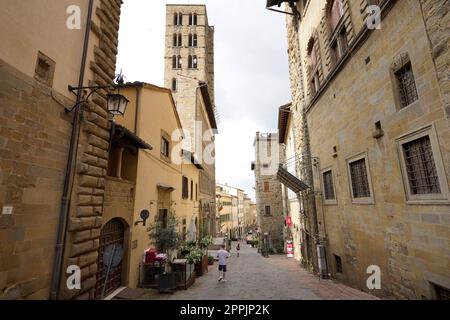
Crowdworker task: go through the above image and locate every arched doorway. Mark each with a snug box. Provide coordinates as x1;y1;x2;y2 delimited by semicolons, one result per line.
95;218;125;299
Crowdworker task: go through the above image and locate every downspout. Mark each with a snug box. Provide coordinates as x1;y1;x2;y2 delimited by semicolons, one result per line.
50;0;94;300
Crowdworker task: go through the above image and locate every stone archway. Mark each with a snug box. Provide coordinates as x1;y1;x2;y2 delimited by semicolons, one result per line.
95;218;127;299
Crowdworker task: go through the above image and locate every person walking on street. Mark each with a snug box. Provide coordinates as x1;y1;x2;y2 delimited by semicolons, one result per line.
217;245;230;282
236;243;240;257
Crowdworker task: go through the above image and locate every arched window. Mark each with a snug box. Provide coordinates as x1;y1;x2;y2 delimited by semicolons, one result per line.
172;78;177;92
173;34;177;46
307;37;320;96
327;0;348;66
174;12;182;26
188;55;198;69
172;55;177;69
193;13;198;25
189;13;198;26
177;34;182;46
172;55;182;69
188;34;198;47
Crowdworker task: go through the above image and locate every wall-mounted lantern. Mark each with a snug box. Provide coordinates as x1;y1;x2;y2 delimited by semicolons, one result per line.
266;0;300;18
66;73;129;116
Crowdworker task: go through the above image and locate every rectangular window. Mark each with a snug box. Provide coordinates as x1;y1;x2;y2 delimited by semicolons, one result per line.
322;170;336;201
395;62;418;108
182;176;189;199
403;136;440;195
334;255;343;273
161;137;170;157
396;126;449;203
264;181;270;192
349;159;370;198
264;205;271;216
347;154;374;204
190;180;194;200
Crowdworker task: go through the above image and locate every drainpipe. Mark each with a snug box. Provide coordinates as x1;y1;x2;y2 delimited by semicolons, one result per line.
50;0;94;300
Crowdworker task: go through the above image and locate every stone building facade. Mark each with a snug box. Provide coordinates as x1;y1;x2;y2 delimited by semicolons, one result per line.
0;0;123;299
164;4;218;238
274;0;450;299
252;133;285;249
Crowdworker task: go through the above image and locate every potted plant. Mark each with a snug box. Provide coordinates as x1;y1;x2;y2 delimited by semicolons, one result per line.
148;215;181;293
186;247;204;276
208;255;215;266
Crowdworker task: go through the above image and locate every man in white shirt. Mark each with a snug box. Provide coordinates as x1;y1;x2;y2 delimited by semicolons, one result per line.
216;245;230;282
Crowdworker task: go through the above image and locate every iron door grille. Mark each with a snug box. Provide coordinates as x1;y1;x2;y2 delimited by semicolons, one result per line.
95;218;125;299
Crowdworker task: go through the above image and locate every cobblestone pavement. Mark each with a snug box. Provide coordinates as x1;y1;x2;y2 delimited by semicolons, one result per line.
140;242;378;300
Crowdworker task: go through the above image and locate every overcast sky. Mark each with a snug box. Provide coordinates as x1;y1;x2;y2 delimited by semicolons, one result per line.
116;0;291;201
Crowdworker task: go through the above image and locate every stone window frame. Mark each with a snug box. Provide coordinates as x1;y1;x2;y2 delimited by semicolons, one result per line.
263;180;270;192
346;152;375;205
264;205;272;217
160;129;171;163
173;33;182;47
188;55;198;69
321;0;355;72
188;33;198;47
174;12;183;26
172;55;182;69
34;51;56;87
321;167;337;205
390;52;419;111
305;32;324;100
395;124;449;205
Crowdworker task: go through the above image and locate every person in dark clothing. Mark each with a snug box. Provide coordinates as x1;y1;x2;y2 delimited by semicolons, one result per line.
236;243;240;257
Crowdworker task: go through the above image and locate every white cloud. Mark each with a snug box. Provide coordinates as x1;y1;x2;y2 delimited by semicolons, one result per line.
116;0;291;200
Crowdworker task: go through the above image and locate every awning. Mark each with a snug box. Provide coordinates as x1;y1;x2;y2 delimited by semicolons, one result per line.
277;164;309;193
157;184;175;192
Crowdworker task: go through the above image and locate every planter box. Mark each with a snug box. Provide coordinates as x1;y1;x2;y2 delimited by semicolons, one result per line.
195;255;209;276
158;273;177;293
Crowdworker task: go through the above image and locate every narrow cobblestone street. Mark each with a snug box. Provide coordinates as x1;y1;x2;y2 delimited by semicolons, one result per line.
139;242;378;300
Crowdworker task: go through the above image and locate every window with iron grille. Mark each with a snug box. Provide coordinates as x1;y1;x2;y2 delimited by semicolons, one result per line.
349;158;371;198
334;254;343;273
264;205;271;216
402;135;440;195
395;62;418;108
323;170;335;200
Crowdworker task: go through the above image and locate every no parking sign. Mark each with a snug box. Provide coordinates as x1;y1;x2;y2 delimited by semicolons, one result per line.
286;240;294;258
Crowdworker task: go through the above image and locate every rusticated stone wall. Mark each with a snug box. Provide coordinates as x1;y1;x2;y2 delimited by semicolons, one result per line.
60;0;123;300
420;0;450;120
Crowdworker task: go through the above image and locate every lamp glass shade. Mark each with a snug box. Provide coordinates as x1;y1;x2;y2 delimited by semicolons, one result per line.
107;93;129;116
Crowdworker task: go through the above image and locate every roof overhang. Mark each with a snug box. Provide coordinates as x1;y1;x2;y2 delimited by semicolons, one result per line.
113;124;153;150
278;102;292;144
199;82;218;130
266;0;299;17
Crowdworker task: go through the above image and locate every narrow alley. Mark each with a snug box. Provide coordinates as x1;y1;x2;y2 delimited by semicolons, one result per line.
139;243;378;300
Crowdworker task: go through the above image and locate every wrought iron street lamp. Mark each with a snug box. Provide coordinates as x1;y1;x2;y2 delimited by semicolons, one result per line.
66;74;129;116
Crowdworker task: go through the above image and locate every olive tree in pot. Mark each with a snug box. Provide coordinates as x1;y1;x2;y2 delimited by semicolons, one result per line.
148;215;181;292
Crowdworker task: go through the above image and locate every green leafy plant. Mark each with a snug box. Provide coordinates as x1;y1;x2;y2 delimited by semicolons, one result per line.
199;236;213;249
208;255;215;264
148;215;182;254
186;247;203;264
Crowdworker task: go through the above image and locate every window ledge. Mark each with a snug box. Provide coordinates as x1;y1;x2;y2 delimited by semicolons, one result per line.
351;199;375;205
